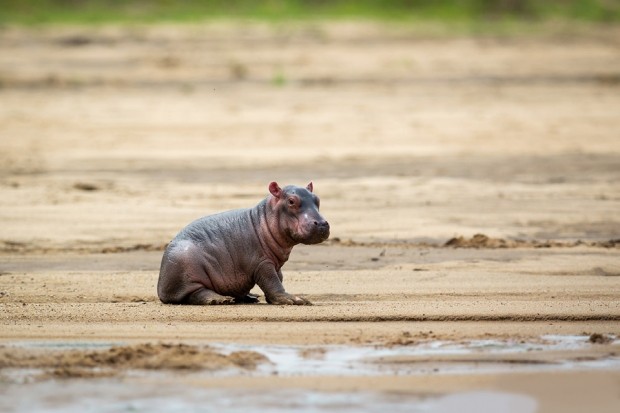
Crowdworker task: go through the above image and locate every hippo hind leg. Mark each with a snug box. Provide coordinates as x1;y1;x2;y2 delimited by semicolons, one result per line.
186;288;235;305
158;240;235;305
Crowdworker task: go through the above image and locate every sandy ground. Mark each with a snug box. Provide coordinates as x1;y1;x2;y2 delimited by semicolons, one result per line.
1;22;619;412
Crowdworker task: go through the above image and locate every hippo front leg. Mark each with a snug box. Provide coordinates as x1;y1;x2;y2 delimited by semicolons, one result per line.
255;263;311;305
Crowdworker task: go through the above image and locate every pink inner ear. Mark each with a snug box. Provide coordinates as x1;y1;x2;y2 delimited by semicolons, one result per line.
269;181;282;198
306;182;313;193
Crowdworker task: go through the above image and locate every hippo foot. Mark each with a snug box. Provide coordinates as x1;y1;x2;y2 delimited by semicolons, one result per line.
186;288;235;305
234;293;261;304
266;292;312;306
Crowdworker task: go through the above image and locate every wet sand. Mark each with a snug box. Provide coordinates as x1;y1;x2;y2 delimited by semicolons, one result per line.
0;22;619;411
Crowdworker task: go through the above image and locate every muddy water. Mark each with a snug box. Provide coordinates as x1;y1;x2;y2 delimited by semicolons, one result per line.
1;335;617;413
1;381;538;413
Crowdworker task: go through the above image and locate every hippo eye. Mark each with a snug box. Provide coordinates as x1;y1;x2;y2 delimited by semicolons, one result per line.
287;197;301;208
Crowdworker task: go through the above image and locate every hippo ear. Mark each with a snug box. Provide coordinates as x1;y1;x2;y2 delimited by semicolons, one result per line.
306;182;313;193
269;181;282;198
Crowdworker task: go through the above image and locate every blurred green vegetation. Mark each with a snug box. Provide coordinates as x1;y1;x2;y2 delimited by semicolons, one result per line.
0;0;619;24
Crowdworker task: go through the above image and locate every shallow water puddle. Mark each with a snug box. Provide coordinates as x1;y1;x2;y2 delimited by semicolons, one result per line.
210;334;620;376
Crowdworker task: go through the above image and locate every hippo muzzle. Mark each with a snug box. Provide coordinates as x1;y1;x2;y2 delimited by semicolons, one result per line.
299;216;330;245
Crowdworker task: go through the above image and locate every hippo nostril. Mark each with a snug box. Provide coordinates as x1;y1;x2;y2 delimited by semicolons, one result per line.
313;220;329;229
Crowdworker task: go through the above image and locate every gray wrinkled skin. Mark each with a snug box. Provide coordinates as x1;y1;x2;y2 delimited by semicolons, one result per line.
157;182;329;306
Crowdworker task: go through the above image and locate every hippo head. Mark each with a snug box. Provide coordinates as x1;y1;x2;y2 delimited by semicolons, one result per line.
269;181;330;245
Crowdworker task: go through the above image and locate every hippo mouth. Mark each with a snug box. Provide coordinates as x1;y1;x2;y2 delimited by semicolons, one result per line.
301;226;330;245
288;225;330;245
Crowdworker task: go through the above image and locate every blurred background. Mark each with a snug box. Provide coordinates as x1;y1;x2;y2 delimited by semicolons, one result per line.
1;0;620;24
1;0;619;251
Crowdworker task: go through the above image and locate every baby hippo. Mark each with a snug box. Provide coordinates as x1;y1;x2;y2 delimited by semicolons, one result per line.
158;182;329;305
